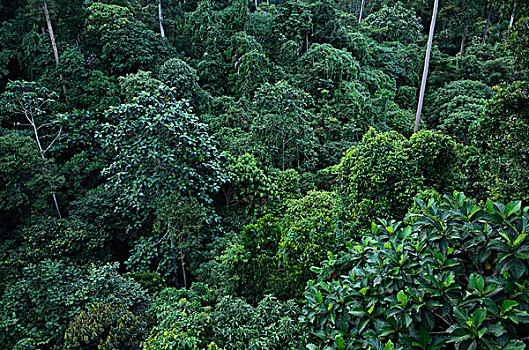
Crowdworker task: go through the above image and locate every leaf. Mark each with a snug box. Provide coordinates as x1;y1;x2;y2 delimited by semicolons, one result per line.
513;234;527;248
504;340;526;350
501;300;518;314
469;274;485;292
515;246;529;259
316;291;323;304
486;199;495;213
505;201;522;217
335;335;346;350
397;290;408;307
471;308;487;328
486;323;506;337
511;258;526;279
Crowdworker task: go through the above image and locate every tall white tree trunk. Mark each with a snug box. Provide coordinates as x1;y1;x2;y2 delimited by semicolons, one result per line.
42;2;69;104
414;0;439;134
158;0;165;38
459;25;467;57
509;4;516;28
359;0;366;23
43;2;59;64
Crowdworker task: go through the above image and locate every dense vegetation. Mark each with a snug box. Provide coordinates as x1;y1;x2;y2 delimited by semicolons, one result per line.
1;0;528;349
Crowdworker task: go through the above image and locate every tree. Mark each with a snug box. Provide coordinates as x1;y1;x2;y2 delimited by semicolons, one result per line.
127;193;208;287
425;79;493;143
100;85;227;228
365;2;423;44
252;81;318;170
0;260;150;348
359;0;366;22
83;2;167;74
338;129;422;228
414;0;439;133
482;0;494;44
26;0;68;102
158;0;165;37
0;133;63;230
2;81;63;217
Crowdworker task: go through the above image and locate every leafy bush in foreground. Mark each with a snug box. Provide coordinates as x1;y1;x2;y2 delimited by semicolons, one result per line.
301;192;529;349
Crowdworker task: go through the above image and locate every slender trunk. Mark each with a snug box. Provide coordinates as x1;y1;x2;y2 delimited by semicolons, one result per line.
180;247;187;288
27;111;62;218
482;2;493;44
43;2;59;64
42;2;69;104
305;31;309;51
414;0;439;134
509;4;516;28
254;0;258;9
158;0;165;38
459;25;467;57
359;0;366;23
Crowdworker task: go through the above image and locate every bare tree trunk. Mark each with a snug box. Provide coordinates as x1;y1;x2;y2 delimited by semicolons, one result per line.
509;4;516;27
305;31;309;51
158;0;165;38
482;2;493;44
254;0;258;9
43;2;59;64
414;0;439;134
180;247;187;288
359;0;366;23
42;2;69;104
459;25;467;57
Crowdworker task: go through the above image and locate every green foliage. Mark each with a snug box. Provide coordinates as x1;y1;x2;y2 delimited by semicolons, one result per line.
365;2;422;44
100;85;227;227
0;260;150;348
277;214;337;298
301;192;529;349
59;46;120;110
0;133;62;217
127;193;208;285
338;129;422;227
0;0;526;348
338;129;466;228
14;216;109;265
510;17;529;72
119;70;161;101
408;130;464;193
252;81;318;170
158;58;205;104
64;302;145;350
474;81;529;201
83;2;168;74
143;284;304;349
224;152;275;211
426;80;493;143
284;190;340;222
296;43;358;100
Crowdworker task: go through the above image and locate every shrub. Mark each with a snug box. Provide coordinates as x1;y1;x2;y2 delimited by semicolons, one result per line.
64;302;145;350
301;192;529;349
